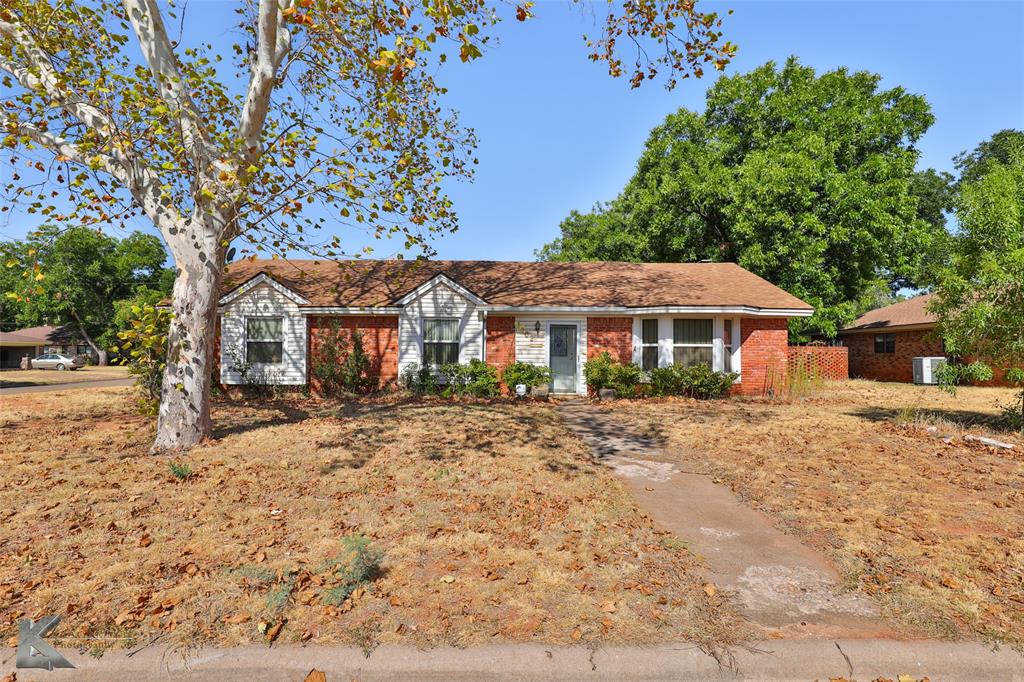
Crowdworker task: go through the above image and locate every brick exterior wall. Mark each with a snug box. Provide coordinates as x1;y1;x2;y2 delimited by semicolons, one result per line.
485;316;516;370
844;329;941;383
587;317;633;363
787;345;848;382
736;318;789;396
307;315;399;390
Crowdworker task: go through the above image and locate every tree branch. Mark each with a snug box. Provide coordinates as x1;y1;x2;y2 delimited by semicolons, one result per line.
0;18;114;135
121;0;212;164
238;0;293;164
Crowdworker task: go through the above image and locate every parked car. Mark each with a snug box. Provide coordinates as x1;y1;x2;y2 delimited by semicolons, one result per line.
31;353;85;370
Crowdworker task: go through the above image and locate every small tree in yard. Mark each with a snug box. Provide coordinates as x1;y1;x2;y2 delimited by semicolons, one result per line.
930;140;1024;430
2;1;734;453
112;302;172;414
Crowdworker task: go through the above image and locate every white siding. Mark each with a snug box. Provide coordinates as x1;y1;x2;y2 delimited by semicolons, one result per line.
220;283;307;385
514;316;587;394
397;282;483;377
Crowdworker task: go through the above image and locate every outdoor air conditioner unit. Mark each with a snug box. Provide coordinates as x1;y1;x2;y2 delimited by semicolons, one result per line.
912;356;947;385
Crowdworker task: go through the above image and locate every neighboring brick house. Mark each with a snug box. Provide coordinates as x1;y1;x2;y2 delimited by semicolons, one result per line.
838;295;943;383
216;259;813;396
837;294;1019;386
0;325;96;368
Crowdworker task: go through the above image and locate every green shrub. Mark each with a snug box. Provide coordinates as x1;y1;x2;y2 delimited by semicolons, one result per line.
501;361;551;394
312;323;378;395
582;351;616;392
440;359;500;397
647;363;736;399
608;361;645;396
321;534;384;605
401;363;440;395
582;351;644;396
168;461;194;480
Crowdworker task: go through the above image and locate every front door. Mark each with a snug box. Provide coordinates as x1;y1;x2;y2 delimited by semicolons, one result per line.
549;324;578;394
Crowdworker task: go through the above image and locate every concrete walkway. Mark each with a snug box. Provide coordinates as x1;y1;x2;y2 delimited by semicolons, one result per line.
557;400;890;640
4;640;1020;681
0;377;134;395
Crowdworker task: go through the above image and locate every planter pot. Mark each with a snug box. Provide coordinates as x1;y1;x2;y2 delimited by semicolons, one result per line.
598;388;617;401
532;383;550;399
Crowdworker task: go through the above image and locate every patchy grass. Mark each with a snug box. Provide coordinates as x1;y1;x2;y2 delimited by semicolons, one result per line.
0;365;130;388
0;388;747;654
602;380;1024;647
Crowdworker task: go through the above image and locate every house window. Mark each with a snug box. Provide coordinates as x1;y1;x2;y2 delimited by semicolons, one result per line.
723;319;733;372
673;319;713;368
640;319;659;371
246;317;284;363
874;333;896;354
423;318;459;366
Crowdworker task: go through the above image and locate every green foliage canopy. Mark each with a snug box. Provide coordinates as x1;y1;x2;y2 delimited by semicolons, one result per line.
539;57;944;337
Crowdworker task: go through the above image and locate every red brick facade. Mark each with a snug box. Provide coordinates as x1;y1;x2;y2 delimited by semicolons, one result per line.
586;317;633;363
843;329;941;383
485;316;516;370
787;345;848;382
307;315;399;390
736;318;789;396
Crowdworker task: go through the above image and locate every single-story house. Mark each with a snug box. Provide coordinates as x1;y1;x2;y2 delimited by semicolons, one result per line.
0;325;94;369
837;293;1013;385
217;260;814;396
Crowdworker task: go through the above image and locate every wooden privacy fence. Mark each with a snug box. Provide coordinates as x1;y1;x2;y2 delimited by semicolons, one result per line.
787;345;849;382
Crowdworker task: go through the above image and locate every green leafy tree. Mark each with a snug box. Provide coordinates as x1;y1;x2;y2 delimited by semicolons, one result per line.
954;128;1024;187
4;226;169;363
930;141;1024;428
538;57;943;337
113;302;172;414
1;0;734;452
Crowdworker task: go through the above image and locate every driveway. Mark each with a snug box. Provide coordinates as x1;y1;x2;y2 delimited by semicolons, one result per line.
557;400;890;640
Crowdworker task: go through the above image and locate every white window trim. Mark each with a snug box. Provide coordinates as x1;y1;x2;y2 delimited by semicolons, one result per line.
420;316;461;368
632;315;742;378
244;315;285;366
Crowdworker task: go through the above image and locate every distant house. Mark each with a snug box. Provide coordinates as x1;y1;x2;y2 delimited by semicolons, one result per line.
215;259;814;396
0;325;95;369
838;294;1012;386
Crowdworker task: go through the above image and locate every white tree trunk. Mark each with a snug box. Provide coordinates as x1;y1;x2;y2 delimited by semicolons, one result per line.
152;248;223;453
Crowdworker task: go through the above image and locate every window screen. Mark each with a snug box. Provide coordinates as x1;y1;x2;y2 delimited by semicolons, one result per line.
423;318;459;366
246;317;283;363
673;319;713;368
641;319;659;371
723;319;733;373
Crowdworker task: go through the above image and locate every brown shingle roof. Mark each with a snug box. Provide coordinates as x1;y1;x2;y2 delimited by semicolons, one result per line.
221;259;812;311
841;294;937;332
0;325;74;345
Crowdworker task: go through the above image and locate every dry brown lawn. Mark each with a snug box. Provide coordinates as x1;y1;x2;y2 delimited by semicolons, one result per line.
603;380;1024;646
0;387;747;655
0;365;130;387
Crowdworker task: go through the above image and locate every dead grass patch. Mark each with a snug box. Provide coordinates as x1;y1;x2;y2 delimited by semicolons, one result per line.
603;380;1024;646
0;388;746;654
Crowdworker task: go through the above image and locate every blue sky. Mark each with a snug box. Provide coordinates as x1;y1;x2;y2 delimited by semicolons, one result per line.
3;1;1023;261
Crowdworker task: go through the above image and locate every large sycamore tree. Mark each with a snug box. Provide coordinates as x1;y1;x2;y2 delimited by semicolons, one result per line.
1;0;734;451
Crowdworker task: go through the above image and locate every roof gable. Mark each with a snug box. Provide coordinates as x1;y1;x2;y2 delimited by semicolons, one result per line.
392;273;487;306
219;272;311;306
